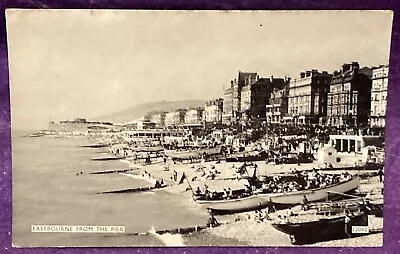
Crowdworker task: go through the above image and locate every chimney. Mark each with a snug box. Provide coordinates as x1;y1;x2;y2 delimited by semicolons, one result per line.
300;72;306;78
342;63;351;73
351;62;360;70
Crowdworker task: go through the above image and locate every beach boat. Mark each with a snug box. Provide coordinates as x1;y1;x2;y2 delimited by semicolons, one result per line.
225;151;269;162
259;176;360;208
195;176;360;215
205;194;270;215
165;146;222;160
271;211;368;244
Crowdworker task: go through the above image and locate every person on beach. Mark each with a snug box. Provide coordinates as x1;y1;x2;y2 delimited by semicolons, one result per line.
378;168;384;183
228;188;233;198
301;195;309;211
265;199;274;220
344;210;352;238
254;210;262;223
203;185;209;195
146;153;151;165
207;213;220;227
164;165;169;171
222;189;228;199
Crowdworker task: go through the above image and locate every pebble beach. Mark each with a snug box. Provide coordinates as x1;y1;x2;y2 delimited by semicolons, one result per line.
122;157;384;247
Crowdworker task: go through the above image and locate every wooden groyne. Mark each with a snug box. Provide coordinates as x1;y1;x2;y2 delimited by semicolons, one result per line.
90;168;139;175
97;185;167;194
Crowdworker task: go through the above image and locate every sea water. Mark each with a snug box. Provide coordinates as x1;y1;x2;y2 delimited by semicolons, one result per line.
11;133;210;247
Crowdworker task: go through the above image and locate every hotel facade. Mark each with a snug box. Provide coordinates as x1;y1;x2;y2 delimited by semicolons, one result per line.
287;70;332;125
327;62;372;127
164;109;187;127
370;64;389;128
204;98;223;123
266;85;289;124
185;107;204;125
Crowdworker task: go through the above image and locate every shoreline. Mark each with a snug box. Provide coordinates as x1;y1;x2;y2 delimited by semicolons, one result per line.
119;172;158;185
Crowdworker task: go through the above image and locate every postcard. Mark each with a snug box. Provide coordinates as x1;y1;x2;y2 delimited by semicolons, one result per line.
5;9;393;247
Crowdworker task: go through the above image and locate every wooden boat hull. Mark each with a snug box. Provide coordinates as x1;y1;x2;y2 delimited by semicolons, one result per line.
259;177;360;207
202;195;270;215
165;146;222;160
272;212;368;244
196;177;360;214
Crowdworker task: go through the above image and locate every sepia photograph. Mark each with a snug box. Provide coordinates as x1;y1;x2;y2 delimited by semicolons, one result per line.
6;9;393;247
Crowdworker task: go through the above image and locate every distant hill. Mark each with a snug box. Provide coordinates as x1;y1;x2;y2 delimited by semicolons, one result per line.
92;100;208;124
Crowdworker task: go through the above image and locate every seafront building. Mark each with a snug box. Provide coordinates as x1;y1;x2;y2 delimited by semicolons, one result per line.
185;107;205;125
328;134;384;154
222;71;290;124
149;112;167;128
222;82;234;124
287;70;332;125
326;62;372;127
222;72;258;124
370;64;389;128
236;72;258;121
164;109;187;127
204;98;223;123
266;84;289;124
241;76;290;121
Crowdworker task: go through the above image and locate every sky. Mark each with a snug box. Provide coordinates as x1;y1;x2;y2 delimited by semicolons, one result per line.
6;10;393;130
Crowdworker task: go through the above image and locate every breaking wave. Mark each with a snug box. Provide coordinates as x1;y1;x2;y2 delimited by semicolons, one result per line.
148;226;186;246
